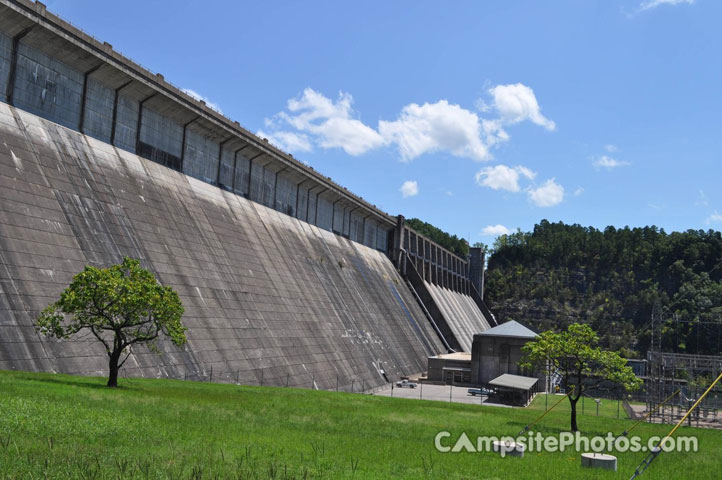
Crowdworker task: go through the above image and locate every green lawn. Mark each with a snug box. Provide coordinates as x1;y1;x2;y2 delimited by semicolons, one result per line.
0;370;719;479
528;393;638;419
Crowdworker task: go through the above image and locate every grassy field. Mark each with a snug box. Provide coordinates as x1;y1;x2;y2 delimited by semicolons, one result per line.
528;393;639;418
0;371;719;479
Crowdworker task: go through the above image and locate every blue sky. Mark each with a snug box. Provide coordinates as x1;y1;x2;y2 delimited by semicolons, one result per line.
48;0;721;244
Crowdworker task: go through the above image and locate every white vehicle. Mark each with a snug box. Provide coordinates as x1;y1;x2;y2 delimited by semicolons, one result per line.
395;379;418;388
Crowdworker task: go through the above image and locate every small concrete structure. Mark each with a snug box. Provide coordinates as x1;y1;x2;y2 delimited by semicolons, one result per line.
427;352;472;385
581;453;617;471
492;440;525;458
488;373;539;406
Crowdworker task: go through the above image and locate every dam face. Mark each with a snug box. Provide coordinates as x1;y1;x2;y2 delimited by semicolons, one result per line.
0;0;492;389
0;103;444;388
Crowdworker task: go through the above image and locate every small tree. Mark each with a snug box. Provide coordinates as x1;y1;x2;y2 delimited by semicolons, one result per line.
36;257;186;387
520;323;642;432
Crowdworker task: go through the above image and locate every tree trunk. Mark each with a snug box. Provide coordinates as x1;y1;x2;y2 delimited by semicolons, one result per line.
107;350;120;387
570;396;579;432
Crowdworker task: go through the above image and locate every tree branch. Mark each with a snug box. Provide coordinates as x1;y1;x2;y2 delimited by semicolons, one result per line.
88;325;112;356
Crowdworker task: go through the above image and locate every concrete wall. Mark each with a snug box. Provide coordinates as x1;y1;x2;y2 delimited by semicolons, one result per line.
0;102;444;389
0;32;12;103
424;281;491;352
468;247;485;298
427;353;472;385
13;41;84;130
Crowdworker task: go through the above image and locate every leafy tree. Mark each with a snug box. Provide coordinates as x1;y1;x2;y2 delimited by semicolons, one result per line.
36;257;186;387
520;323;642;432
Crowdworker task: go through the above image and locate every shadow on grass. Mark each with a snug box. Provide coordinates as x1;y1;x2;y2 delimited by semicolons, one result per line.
16;372;138;391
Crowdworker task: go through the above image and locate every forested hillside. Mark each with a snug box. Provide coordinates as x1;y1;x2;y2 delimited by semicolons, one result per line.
484;220;722;356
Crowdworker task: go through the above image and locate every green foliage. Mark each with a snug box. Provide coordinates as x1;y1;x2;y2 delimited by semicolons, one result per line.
485;220;722;355
36;257;186;386
520;323;642;431
521;324;642;394
406;218;469;257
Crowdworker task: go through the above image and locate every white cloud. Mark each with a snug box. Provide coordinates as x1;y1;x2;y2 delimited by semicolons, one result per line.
574;187;585;196
488;83;556;131
515;165;537;181
400;180;419;198
256;130;312;153
275;88;386;156
640;0;694;12
593;155;631;169
379;100;490;161
696;190;709;207
480;119;510;149
481;224;512;236
706;211;722;225
604;144;618;152
475;165;536;192
261;84;554;162
528;179;564;207
182;88;222;113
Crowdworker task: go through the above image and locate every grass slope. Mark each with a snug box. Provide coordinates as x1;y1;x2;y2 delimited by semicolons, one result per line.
0;371;719;479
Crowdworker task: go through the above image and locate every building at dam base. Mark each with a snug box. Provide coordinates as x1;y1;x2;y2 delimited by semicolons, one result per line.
0;0;494;390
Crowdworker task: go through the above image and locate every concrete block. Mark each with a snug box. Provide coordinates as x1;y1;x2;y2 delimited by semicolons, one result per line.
581;453;617;471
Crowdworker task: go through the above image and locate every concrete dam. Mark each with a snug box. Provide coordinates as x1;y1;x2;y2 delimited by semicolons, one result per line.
0;0;494;390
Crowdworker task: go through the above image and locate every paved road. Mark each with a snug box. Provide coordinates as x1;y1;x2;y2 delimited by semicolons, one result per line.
374;383;511;407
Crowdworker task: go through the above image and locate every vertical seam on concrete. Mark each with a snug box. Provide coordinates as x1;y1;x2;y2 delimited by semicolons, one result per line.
109;80;132;146
78;63;102;133
5;26;34;105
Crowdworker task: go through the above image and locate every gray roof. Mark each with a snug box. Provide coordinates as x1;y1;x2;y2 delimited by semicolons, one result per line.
476;320;537;339
489;374;539;391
